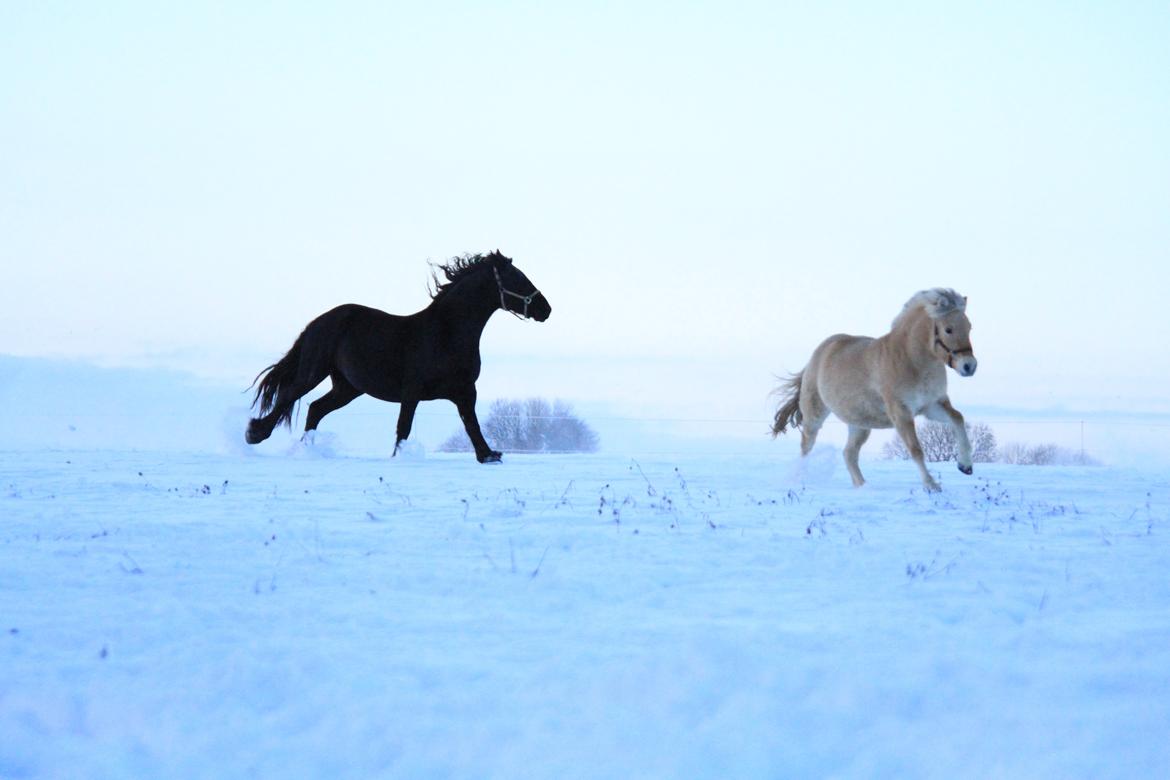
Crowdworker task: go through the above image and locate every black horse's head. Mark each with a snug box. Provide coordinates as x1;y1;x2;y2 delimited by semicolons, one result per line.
489;250;551;322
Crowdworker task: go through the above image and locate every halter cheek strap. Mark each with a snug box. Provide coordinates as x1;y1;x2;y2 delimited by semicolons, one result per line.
933;325;973;369
493;266;540;320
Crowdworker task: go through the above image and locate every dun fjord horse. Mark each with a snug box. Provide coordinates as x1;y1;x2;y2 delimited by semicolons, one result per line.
246;251;551;463
771;288;977;491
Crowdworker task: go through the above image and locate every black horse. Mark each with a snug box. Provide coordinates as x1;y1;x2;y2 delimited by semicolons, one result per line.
245;251;551;462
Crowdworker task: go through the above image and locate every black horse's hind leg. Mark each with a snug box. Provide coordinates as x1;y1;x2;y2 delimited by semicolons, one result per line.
452;388;501;463
305;375;362;436
246;393;305;445
246;376;328;445
392;395;419;456
245;417;272;445
247;403;295;444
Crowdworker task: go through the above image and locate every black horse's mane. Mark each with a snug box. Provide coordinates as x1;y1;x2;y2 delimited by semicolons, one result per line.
429;252;501;301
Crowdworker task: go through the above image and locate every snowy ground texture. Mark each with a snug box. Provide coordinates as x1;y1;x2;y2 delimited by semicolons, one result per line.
2;446;1169;779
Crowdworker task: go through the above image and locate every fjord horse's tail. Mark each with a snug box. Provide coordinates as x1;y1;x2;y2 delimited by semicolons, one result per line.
770;371;804;436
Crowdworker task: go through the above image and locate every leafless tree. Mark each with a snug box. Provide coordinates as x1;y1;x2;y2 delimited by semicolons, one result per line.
439;398;599;453
882;420;997;463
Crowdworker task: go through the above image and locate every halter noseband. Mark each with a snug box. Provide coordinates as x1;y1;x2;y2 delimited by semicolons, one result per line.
493;266;540;320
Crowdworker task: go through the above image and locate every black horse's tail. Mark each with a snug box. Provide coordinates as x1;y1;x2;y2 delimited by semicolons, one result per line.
770;371;804;437
248;309;346;431
249;339;305;430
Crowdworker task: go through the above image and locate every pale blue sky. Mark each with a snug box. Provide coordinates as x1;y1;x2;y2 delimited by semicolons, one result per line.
3;2;1168;416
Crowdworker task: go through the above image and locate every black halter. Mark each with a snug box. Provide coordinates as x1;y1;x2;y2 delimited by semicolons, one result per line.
933;324;973;369
493;266;540;320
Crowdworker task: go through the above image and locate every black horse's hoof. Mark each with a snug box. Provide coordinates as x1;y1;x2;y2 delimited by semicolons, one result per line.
245;423;265;445
479;451;503;464
958;464;973;475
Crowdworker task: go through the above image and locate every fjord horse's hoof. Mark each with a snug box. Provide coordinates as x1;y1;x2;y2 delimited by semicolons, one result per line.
958;464;973;475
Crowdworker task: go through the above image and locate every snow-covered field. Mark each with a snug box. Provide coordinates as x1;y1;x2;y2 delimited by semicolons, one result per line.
2;442;1168;778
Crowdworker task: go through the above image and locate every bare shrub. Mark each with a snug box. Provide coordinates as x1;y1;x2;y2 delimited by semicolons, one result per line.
438;398;600;453
999;442;1098;466
882;421;1098;466
882;421;998;462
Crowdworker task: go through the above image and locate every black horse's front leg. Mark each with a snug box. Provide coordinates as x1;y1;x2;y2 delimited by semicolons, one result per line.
393;397;419;456
453;389;501;463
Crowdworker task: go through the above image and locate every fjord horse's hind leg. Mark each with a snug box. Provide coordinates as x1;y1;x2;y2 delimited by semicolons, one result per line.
925;397;973;475
304;373;362;438
797;381;829;456
843;425;871;487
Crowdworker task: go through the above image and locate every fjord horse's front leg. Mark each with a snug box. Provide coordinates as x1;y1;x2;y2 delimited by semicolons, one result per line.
887;398;941;492
926;397;973;475
452;387;502;463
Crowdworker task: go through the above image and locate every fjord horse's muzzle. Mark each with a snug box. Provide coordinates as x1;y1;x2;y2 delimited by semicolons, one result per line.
940;342;977;376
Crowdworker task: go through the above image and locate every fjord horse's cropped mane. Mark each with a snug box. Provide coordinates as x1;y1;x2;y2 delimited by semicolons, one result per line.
892;288;967;329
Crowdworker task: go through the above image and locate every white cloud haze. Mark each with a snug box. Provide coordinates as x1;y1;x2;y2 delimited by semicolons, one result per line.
2;2;1168;422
